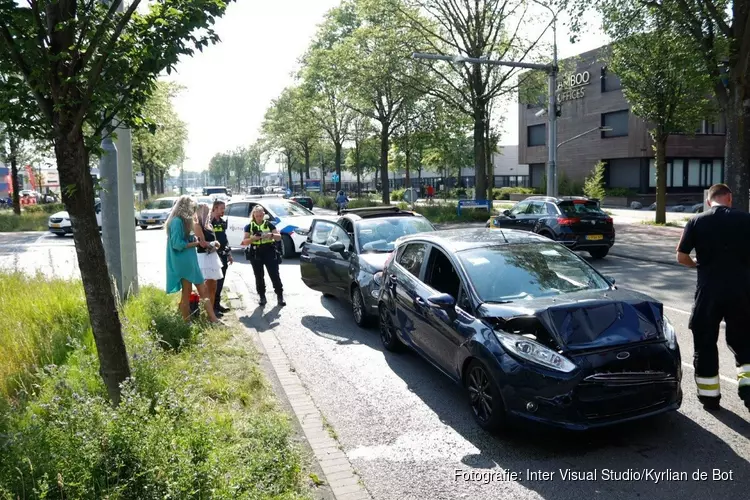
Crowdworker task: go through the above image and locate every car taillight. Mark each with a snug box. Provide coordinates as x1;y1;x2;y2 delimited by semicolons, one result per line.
604;217;613;224
557;217;580;226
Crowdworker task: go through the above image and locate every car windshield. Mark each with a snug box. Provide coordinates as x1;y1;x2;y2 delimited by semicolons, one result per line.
458;243;610;302
356;217;434;253
146;199;176;210
558;200;605;216
263;200;313;217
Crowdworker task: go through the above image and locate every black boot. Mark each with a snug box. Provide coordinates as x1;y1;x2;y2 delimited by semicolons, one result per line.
259;295;267;306
699;395;721;411
277;293;286;306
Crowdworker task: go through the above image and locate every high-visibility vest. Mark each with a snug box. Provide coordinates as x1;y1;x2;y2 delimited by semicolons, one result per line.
249;221;274;246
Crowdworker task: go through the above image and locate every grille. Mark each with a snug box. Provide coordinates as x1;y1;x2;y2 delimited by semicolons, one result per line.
50;218;63;223
576;373;678;420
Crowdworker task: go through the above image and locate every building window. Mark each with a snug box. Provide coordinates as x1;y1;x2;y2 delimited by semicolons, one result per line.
687;159;723;186
601;110;629;138
600;66;622;92
649;159;685;188
527;124;546;146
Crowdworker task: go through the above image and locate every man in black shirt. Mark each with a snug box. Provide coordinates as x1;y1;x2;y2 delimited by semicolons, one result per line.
677;183;750;412
211;200;232;314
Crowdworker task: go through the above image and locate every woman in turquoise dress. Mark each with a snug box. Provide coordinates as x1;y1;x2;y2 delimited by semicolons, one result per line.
165;195;221;323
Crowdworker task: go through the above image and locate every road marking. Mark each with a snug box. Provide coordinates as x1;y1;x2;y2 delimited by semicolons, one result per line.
34;233;48;245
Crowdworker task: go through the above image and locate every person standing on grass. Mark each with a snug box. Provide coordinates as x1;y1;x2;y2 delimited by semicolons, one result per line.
194;202;224;316
676;183;750;413
211;200;232;314
165;195;221;324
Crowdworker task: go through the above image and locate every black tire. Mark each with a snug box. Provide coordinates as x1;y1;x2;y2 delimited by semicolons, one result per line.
54;233;66;237
465;360;506;432
379;303;402;352
281;234;295;258
537;230;555;240
140;225;148;230
351;286;370;327
588;247;609;259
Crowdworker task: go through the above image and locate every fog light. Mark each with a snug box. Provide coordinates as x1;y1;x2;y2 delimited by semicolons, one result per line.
526;402;538;413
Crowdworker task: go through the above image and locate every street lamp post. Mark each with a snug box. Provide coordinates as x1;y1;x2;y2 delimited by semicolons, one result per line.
557;127;611;150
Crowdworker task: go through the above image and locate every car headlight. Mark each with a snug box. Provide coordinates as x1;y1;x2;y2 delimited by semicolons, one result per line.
663;314;677;350
373;271;383;286
495;330;577;373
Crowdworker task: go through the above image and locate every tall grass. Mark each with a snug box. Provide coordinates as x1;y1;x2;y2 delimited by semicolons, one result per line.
0;213;49;232
0;275;308;499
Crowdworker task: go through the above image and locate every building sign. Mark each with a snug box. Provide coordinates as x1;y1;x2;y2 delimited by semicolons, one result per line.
43;171;59;187
556;70;591;103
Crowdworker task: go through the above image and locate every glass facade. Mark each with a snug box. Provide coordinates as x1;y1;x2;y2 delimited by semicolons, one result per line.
650;158;723;189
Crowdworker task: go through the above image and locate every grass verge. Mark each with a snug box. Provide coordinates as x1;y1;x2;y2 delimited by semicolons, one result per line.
0;212;49;232
0;273;308;499
641;220;685;228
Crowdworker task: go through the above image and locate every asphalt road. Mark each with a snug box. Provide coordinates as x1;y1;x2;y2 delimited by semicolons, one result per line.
1;221;748;500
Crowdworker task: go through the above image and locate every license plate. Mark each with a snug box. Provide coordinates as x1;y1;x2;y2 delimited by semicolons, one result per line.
50;223;60;228
586;234;603;241
147;220;155;223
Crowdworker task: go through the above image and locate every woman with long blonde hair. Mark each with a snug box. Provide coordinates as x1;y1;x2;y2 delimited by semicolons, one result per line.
194;202;224;314
165;195;220;323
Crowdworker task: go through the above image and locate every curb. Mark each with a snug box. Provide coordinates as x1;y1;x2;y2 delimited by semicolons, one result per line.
226;276;371;500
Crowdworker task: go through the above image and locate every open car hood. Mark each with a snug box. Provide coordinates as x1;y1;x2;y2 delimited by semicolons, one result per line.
477;288;664;352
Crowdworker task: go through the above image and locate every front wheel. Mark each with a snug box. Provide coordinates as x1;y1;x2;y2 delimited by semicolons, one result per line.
140;225;148;230
588;247;609;259
465;360;506;432
281;234;295;258
379;303;402;352
351;286;370;327
54;233;66;237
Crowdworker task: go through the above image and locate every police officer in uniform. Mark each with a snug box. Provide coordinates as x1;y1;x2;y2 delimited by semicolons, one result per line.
677;183;750;412
242;205;285;307
211;200;232;315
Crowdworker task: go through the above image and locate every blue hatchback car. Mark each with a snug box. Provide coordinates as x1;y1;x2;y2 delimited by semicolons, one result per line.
377;228;682;432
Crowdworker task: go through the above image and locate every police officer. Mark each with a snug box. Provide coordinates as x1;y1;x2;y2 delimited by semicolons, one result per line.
677;183;750;412
211;200;232;315
242;205;285;307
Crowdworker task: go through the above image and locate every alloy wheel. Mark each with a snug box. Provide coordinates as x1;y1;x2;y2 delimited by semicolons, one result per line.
379;307;393;345
352;289;363;324
468;366;493;423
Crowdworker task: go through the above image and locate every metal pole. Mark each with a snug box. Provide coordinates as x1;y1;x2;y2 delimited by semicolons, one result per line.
547;16;558;198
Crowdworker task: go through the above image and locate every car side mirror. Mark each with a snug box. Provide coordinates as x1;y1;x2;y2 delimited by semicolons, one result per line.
329;241;346;254
427;293;457;321
502;210;512;217
606;276;616;286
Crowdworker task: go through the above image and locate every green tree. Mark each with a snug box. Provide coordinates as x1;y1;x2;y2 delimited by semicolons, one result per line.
569;0;750;211
606;13;712;223
133;81;187;200
345;116;376;196
402;0;550;201
583;161;606;201
0;0;234;403
208;152;232;187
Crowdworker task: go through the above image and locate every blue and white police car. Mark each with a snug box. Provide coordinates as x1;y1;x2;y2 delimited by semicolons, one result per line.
224;197;336;257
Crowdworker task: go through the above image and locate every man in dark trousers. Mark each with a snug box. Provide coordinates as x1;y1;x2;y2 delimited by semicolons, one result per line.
211;200;232;315
677;183;750;413
242;205;285;307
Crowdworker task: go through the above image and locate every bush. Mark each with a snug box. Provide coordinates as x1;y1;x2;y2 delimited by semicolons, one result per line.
0;213;49;232
0;278;307;499
583;162;606;201
606;188;637;197
412;204;492;223
391;188;405;201
22;203;65;214
491;187;535;200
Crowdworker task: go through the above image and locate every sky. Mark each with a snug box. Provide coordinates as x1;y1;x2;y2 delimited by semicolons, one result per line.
166;1;607;173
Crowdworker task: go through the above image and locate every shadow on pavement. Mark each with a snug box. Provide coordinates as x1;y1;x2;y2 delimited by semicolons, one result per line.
239;304;283;332
300;288;749;499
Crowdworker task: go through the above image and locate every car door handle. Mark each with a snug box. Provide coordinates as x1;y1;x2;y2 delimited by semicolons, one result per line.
300;254;311;262
415;297;426;306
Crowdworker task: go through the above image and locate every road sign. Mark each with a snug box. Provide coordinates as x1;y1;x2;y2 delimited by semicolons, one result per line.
403;188;418;203
331;173;340;183
305;179;321;192
135;172;145;184
457;199;491;215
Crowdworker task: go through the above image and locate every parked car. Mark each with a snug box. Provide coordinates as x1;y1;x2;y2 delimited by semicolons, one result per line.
300;206;436;326
48;199;139;236
202;186;228;197
290;195;313;210
486;196;614;259
377;228;681;432
138;197;178;229
224;198;336;257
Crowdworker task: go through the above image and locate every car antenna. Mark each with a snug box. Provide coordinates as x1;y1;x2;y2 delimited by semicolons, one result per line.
499;230;508;243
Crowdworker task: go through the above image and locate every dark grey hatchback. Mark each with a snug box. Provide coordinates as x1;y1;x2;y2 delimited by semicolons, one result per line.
378;228;682;432
300;207;435;326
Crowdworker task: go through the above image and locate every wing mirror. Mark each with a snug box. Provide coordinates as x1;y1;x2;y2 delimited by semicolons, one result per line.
427;293;457;321
502;209;512;217
329;241;347;254
605;276;616;286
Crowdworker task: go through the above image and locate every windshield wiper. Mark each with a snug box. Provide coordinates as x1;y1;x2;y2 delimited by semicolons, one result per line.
483;300;514;304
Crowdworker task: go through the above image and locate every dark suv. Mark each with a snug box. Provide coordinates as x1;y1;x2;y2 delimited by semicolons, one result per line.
486;196;615;259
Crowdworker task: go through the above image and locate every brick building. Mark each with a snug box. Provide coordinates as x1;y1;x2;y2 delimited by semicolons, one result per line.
519;45;725;196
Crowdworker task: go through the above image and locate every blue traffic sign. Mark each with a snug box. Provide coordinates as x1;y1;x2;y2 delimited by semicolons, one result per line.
331;173;340;183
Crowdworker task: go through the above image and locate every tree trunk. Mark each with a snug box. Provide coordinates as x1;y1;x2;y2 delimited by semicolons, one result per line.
287;156;294;190
148;163;156;196
304;147;311;179
138;147;148;201
655;133;668;224
334;142;342;192
158;170;165;194
355;145;361;197
54;127;131;405
404;149;411;188
379;123;391;205
473;104;488;202
299;168;304;192
8;136;21;215
724;87;750;212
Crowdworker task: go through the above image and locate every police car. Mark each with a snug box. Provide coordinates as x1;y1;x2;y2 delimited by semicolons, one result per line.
224;197;336;257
